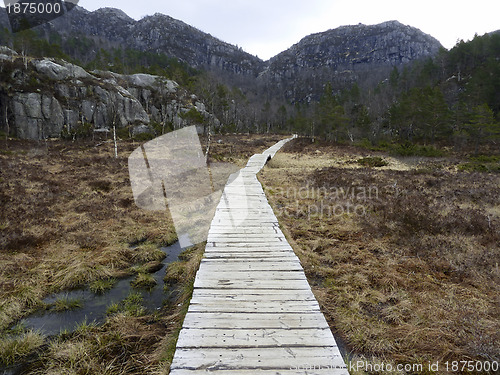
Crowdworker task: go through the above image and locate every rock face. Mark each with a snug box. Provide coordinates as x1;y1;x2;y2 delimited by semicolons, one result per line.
0;54;218;139
0;6;265;77
0;8;441;83
261;21;443;101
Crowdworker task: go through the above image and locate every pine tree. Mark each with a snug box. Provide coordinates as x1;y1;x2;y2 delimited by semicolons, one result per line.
466;104;499;154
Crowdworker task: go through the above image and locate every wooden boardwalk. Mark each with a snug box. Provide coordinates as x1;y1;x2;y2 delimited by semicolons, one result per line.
170;137;349;374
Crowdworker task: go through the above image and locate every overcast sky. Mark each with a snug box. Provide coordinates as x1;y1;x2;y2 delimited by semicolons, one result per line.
56;1;500;59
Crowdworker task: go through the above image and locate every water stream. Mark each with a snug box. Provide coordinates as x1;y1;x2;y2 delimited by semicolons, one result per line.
17;241;185;337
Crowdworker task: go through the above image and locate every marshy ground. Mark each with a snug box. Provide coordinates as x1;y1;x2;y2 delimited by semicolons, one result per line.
259;138;500;373
1;134;498;374
0;134;283;374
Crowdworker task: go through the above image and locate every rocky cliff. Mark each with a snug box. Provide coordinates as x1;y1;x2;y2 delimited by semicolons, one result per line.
261;21;443;101
0;6;265;77
0;47;218;140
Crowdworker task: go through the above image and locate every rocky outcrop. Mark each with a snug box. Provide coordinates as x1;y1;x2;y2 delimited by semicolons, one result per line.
0;6;264;77
0;52;218;139
261;21;443;101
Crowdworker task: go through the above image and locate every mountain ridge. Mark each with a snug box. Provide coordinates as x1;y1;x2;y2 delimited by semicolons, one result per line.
0;6;442;65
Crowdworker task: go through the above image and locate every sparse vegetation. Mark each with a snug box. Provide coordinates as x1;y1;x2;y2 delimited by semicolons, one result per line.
89;278;117;294
131;273;157;290
357;156;388;167
107;292;146;317
53;297;83;312
260;139;500;370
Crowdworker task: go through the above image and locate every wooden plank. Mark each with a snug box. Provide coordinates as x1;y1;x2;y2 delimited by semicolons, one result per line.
207;236;287;243
171;369;347;375
207;228;284;235
195;270;308;281
202;254;298;260
193;278;311;289
208;233;285;238
203;246;294;252
170;347;346;371
190;290;317;302
205;243;292;249
176;328;336;348
199;261;303;271
181;312;331;330
187;301;320;314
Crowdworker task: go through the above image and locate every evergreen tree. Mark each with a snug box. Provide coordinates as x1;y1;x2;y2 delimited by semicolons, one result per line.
421;87;451;144
466;104;499;154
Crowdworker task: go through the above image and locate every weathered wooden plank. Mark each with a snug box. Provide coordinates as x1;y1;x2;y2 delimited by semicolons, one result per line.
208;232;285;238
170;347;346;371
208;238;286;244
205;243;292;248
203;247;294;253
202;254;298;261
171;369;347;375
199;261;303;271
195;270;308;281
181;312;331;330
187;301;320;314
176;328;336;348
201;259;299;264
208;228;284;235
190;291;317;302
194;278;311;289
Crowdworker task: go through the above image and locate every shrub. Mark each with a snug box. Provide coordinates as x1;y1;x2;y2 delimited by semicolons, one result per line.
357;156;388;168
459;162;500;173
389;142;447;157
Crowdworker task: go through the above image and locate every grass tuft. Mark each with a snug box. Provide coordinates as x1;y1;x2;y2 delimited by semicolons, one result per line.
107;292;146;317
0;330;45;366
89;278;117;294
53;296;83;312
131;273;157;290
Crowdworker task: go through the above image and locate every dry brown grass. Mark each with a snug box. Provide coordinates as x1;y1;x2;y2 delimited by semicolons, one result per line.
0;134;276;372
260;138;500;372
0;140;178;331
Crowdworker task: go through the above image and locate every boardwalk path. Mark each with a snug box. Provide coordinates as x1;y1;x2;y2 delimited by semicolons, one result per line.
170;137;348;374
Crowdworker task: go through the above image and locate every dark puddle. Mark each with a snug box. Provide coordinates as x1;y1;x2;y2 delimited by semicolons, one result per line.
16;240;186;337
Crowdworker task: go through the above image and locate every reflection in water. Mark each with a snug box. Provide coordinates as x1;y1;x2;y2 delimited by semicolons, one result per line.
18;241;185;337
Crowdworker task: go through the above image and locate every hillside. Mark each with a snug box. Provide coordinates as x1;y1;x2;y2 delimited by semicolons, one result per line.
0;7;441;95
262;20;442;101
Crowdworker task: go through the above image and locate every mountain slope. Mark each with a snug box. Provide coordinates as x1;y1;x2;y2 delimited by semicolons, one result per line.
261;21;443;101
0;6;265;76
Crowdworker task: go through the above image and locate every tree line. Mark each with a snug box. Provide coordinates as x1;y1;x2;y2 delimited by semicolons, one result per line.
0;26;499;152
